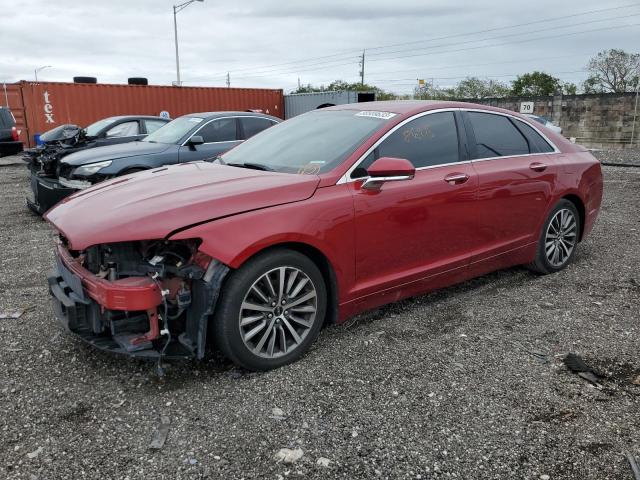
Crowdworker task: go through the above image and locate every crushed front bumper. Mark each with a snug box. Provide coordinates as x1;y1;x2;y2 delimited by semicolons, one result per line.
47;244;193;359
27;173;77;215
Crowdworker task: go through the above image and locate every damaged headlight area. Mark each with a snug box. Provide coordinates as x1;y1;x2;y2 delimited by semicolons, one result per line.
47;237;229;359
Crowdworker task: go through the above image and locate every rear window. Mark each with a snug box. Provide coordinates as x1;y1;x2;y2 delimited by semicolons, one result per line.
0;109;14;128
467;112;529;158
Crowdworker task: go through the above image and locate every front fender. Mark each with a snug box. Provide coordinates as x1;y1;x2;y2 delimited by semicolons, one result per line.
168;184;357;303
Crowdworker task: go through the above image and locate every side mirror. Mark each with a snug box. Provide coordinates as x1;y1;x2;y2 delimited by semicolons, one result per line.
362;157;415;191
188;135;204;147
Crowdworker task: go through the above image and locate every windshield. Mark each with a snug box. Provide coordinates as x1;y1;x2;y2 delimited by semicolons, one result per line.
85;117;116;137
143;116;203;144
220;110;391;174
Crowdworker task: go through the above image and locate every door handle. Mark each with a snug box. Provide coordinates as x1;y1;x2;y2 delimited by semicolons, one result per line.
444;173;469;185
529;162;548;172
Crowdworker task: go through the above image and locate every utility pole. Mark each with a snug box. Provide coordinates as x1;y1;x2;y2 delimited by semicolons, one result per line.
632;80;639;146
173;0;204;86
226;72;230;88
359;50;365;86
298;77;301;90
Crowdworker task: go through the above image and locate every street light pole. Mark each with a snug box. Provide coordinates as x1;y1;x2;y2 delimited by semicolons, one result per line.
172;0;204;86
34;65;52;83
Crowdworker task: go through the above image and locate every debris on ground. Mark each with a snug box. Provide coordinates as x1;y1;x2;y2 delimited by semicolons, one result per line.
563;353;601;386
149;416;171;450
316;457;331;467
0;310;25;319
274;448;304;464
26;447;43;459
626;452;640;480
271;407;285;419
632;375;640;386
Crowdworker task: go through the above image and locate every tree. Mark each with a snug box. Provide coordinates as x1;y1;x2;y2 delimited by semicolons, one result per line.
511;71;561;96
584;49;640;93
563;82;578;95
290;79;398;100
454;77;510;99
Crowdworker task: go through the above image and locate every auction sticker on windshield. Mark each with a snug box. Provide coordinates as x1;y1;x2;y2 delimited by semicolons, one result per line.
355;111;397;120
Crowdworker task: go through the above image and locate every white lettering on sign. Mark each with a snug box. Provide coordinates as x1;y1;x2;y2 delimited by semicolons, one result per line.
43;91;55;123
519;102;534;114
355;111;397;119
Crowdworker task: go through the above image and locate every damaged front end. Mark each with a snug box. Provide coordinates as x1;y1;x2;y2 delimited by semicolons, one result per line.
48;236;229;359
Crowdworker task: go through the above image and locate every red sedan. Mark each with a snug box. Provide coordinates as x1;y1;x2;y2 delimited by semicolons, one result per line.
45;101;603;371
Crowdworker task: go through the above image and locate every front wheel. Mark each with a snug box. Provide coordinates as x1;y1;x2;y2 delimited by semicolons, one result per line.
213;249;327;371
528;199;581;274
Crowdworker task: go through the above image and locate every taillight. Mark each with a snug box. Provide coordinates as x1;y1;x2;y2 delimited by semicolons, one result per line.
10;126;19;142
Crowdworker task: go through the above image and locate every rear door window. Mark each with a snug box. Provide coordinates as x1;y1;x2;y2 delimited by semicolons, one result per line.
106;121;140;138
144;120;168;135
467;112;529;158
240;117;277;139
197;118;238;143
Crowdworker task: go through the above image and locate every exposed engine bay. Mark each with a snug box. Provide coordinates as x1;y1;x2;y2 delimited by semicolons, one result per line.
23;124;92;177
48;237;229;360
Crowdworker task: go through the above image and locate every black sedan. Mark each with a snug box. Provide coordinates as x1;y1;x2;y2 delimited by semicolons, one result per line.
28;112;279;214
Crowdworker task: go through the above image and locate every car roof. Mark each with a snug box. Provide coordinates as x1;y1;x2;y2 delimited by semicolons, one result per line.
106;115;170;121
182;111;280;121
323;100;526;118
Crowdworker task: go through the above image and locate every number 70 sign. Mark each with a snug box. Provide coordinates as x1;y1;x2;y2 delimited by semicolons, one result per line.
519;102;534;113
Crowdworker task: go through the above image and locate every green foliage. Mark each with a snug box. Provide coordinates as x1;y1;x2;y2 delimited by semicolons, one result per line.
454;77;510;99
290;79;398;100
562;82;578;95
584;49;640;93
511;71;561;96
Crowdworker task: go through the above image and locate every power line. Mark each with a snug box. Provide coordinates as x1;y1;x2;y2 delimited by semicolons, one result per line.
365;12;640;60
198;2;640;80
196;19;640;82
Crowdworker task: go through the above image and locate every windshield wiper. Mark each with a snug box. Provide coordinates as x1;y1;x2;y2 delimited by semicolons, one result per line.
227;162;274;171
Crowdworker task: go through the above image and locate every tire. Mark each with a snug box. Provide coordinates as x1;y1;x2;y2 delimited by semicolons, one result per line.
213;249;327;371
527;199;581;274
128;77;148;85
73;76;97;84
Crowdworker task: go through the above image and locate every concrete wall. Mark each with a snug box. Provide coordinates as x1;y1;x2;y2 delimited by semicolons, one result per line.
469;92;640;149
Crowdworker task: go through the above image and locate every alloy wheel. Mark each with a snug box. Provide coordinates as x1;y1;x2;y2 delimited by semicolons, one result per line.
238;266;318;358
545;208;577;268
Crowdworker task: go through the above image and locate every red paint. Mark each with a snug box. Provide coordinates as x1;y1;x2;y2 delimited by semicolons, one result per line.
56;243;162;311
367;157;416;177
46;101;603;324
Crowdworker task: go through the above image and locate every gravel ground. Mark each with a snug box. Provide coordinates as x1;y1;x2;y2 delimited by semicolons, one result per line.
592;147;640;167
0;160;639;480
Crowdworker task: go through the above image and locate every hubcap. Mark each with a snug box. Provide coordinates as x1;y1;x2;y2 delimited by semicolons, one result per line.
545;208;577;267
239;266;317;359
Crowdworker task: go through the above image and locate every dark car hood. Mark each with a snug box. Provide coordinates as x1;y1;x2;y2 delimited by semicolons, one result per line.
61;141;173;166
45;162;320;251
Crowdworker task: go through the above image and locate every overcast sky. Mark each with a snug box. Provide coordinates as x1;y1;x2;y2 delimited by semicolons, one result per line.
2;0;639;94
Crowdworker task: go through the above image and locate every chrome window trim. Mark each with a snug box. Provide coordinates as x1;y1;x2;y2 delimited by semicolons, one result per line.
336;107;560;185
181;115;274;146
337;108;462;184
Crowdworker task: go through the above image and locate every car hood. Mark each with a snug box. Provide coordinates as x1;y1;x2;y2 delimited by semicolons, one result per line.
61;141;173;166
45;162;320;250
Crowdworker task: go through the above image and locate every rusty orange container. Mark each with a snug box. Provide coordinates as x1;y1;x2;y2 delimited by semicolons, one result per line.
8;81;284;147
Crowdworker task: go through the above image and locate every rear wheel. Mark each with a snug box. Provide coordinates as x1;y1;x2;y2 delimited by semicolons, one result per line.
528;199;580;274
213;249;326;371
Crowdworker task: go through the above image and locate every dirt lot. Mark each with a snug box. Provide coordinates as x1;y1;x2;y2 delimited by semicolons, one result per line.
0;158;639;480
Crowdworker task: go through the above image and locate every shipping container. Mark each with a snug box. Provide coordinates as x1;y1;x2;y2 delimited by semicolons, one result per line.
5;81;284;147
284;91;375;119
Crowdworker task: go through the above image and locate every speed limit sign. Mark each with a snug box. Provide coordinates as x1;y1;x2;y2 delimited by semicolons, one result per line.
519;102;534;113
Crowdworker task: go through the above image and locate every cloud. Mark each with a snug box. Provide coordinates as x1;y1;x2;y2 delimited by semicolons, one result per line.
0;0;638;95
